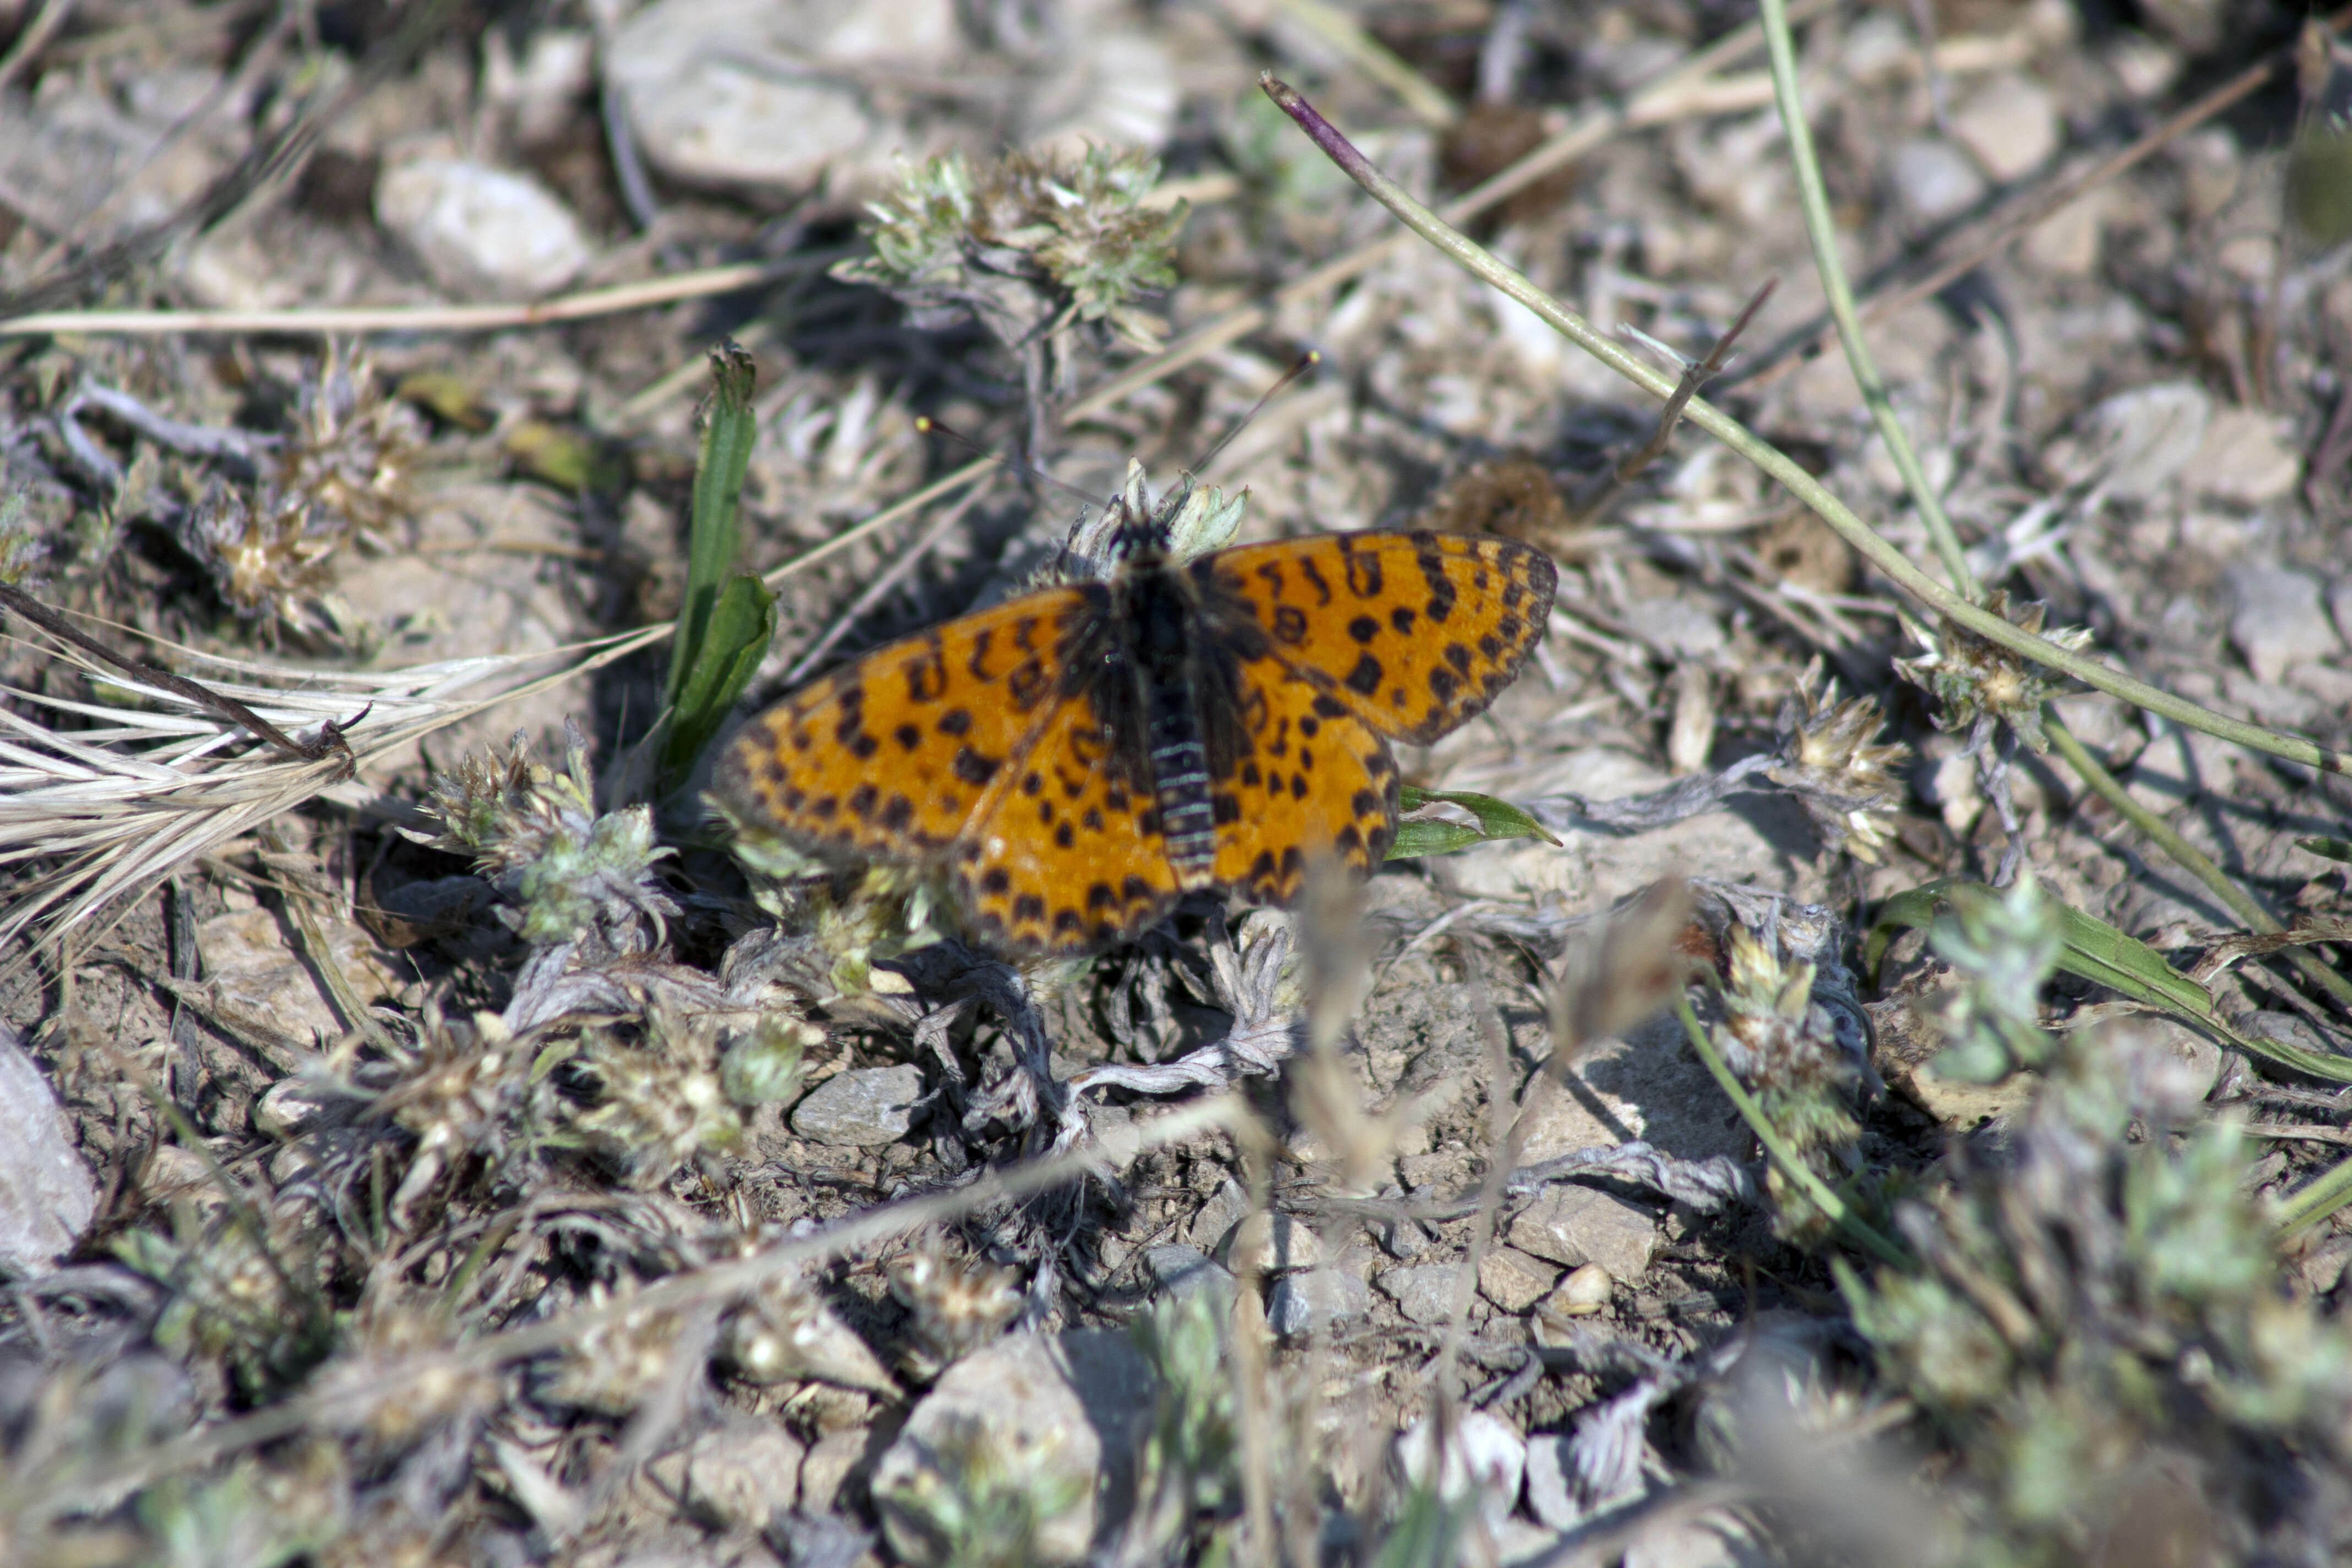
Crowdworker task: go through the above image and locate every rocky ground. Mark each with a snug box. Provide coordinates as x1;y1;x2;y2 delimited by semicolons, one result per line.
3;0;2352;1565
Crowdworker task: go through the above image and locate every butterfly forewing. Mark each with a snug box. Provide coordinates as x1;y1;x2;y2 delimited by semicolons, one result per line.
1202;531;1557;744
715;587;1099;864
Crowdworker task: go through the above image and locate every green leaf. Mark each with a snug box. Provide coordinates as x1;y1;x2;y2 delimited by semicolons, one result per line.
665;340;760;714
661;571;776;793
2297;836;2352;864
1385;784;1560;861
1868;879;2352;1084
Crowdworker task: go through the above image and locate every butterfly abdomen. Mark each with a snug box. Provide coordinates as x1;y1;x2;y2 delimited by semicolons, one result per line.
1118;564;1222;887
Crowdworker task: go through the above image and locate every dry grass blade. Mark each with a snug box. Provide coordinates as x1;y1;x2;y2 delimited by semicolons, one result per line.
0;622;596;965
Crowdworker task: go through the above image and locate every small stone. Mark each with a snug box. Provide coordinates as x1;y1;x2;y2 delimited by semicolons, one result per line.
1186;1178;1251;1250
374;158;589;298
1624;1509;1764;1568
872;1330;1154;1566
1534;1265;1615;1340
252;1074;349;1140
2074;382;2212;499
2186;409;2303;504
1950;73;2060;182
1266;1270;1373;1337
1477;1247;1560;1314
790;1065;925;1147
2021;190;2105;276
1145;1245;1237;1313
2226;565;2340;683
1628;598;1724;660
661;1416;803;1530
1216;1212;1322;1273
608;0;960;202
1890;138;1986;223
1507;1186;1659;1281
1394;1411;1526;1528
2108;32;2182;100
0;1022;96;1278
1380;1217;1431;1259
796;1427;871;1515
198;906;403;1050
1524;1434;1582;1530
2291;661;2352;710
1378;1262;1467;1326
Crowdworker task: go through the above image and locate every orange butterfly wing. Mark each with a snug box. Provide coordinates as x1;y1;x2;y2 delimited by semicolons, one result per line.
714;588;1098;865
1200;530;1556;744
1207;662;1401;906
954;691;1184;953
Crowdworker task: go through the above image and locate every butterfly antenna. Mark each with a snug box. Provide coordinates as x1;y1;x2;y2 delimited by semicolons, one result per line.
1191;350;1321;478
915;416;1100;509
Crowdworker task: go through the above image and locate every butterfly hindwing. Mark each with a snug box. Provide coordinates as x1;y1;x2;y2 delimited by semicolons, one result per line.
716;586;1101;864
1210;661;1400;906
1200;531;1556;744
954;689;1184;954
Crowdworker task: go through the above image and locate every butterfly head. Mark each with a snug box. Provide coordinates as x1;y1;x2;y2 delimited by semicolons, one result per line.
1057;459;1249;582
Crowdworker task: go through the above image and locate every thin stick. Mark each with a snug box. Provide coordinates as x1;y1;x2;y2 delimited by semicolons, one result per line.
0;259;813;339
0;581;362;769
1756;0;1977;598
2044;706;2352;1013
1569;280;1774;527
1256;73;2352;780
0;0;75;92
1265;0;1461;128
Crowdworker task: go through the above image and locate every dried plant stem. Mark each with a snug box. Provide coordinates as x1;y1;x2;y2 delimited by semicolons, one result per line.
1569;279;1774;527
1265;0;1460;128
0;259;821;339
9;1092;1244;1525
0;0;74;92
1756;0;1975;598
1671;990;1909;1267
1259;73;2352;780
2278;1150;2352;1236
2044;707;2352;1014
0;581;359;765
1061;0;1836;427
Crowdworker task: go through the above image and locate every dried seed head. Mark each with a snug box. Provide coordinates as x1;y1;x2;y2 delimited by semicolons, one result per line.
723;1264;900;1396
423;729;678;948
544;1278;683;1415
275;343;421;543
1770;660;1911;864
721;1012;821;1106
179;345;421;631
1894;591;2092;754
837;145;1183;354
574;1016;742;1183
891;1247;1022;1378
1713;923;1864;1244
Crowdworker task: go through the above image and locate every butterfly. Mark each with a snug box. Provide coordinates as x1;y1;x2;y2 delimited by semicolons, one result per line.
714;486;1556;956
